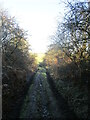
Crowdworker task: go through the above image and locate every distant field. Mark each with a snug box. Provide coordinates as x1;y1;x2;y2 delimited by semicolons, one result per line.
36;53;45;63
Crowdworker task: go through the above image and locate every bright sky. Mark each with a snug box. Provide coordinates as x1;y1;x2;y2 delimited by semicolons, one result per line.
0;0;67;53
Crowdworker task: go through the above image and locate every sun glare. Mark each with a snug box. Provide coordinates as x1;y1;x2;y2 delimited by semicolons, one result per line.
35;53;45;63
2;0;60;54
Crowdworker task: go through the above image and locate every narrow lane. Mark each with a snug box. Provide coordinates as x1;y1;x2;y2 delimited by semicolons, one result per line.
19;67;77;119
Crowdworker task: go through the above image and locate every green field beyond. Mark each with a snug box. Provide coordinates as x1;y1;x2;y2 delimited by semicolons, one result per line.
36;53;45;63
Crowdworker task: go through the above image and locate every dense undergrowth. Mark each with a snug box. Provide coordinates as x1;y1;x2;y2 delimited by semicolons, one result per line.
42;45;88;119
49;71;88;119
42;58;88;119
1;11;37;119
42;1;89;119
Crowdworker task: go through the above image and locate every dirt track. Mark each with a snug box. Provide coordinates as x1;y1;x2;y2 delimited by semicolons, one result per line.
20;67;78;119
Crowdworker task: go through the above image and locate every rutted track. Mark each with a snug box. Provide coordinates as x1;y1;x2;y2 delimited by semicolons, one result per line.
20;67;79;119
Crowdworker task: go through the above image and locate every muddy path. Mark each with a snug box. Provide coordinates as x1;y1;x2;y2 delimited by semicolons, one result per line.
19;67;78;119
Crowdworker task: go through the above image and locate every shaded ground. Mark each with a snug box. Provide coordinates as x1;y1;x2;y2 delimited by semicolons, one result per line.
20;67;79;119
2;72;35;119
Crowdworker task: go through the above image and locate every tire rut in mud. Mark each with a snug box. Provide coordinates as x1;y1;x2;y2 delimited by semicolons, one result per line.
20;68;52;119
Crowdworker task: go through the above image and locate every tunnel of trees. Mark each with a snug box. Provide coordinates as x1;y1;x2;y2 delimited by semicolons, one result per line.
0;0;89;119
